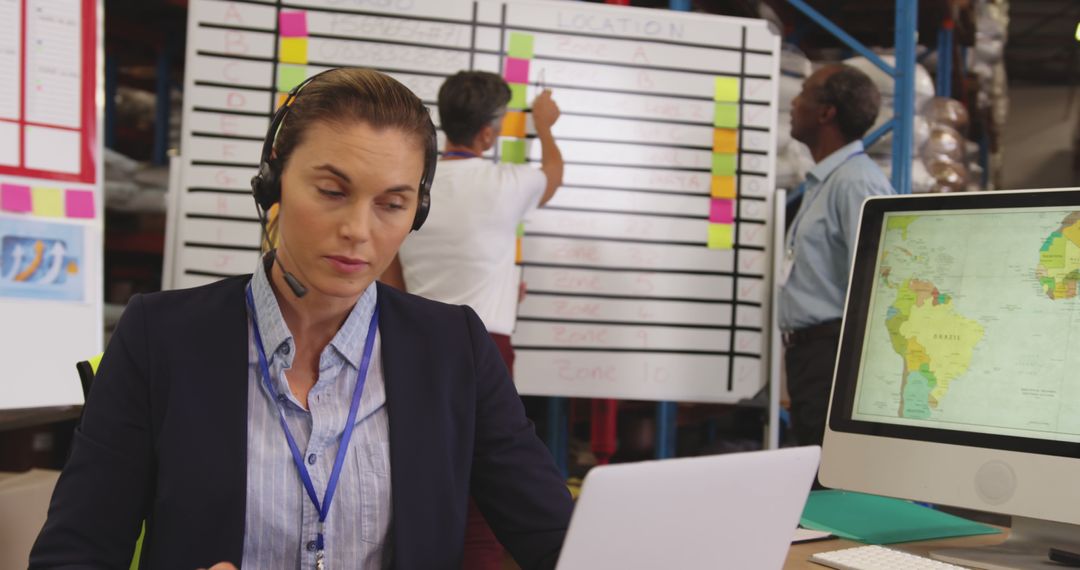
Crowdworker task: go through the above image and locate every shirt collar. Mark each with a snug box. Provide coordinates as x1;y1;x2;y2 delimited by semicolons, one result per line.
250;256;378;371
807;140;865;183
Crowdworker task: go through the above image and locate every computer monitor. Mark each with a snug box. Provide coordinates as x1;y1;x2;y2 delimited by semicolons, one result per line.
821;188;1080;569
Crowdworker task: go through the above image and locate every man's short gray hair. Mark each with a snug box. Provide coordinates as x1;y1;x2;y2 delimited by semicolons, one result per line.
819;65;882;142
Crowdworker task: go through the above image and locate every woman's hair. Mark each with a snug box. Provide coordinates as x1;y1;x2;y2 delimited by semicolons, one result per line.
263;68;435;251
437;71;511;146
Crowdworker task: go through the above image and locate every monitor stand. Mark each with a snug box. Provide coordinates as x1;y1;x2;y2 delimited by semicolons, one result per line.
929;516;1080;570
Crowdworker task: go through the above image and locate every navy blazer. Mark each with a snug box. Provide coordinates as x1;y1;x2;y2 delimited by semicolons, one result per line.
30;277;573;569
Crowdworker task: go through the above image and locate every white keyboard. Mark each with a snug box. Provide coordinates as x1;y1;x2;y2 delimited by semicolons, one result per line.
809;545;970;570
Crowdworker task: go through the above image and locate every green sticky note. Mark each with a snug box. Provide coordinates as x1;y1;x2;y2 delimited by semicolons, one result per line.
712;153;737;177
277;65;308;92
715;77;740;102
501;139;526;164
508;32;534;59
714;102;739;128
707;223;733;249
800;491;1001;544
508;83;528;110
516;222;526;237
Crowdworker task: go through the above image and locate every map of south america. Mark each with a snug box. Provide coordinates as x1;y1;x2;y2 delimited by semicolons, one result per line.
886;278;984;419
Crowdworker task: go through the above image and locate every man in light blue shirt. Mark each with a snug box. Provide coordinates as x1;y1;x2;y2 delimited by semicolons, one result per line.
779;64;894;449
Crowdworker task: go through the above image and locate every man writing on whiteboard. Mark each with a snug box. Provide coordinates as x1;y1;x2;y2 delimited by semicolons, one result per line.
779;64;893;452
381;70;563;569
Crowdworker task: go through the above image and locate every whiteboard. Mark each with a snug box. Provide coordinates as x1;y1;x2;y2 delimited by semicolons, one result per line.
168;0;780;404
0;0;102;410
501;1;779;403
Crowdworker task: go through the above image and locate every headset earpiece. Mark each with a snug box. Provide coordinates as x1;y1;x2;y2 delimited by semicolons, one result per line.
411;125;438;231
251;159;282;213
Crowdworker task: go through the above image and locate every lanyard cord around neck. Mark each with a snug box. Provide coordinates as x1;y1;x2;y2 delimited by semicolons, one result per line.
442;150;480;159
245;284;379;562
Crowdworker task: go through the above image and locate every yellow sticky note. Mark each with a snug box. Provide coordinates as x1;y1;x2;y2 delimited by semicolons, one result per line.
715;77;740;102
501;111;527;138
713;129;738;154
711;176;736;199
31;187;63;217
279;37;308;64
707;223;734;249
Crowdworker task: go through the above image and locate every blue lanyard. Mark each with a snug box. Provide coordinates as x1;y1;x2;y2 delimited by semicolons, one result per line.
442;150;479;159
245;285;379;567
786;150;866;253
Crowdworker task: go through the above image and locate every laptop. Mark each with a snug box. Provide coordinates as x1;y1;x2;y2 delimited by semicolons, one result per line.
555;446;821;570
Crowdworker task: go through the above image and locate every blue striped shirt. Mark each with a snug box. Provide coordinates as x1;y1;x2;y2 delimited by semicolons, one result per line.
778;140;895;330
242;264;392;568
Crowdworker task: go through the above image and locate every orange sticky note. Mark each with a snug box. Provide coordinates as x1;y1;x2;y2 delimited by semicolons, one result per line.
711;176;736;199
501;111;526;138
713;129;738;154
276;92;289;110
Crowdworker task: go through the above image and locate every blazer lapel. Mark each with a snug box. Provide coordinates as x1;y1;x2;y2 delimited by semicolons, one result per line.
379;285;422;567
379;284;459;569
193;277;251;563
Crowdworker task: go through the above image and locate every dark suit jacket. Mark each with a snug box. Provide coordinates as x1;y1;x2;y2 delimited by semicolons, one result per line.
30;277;573;569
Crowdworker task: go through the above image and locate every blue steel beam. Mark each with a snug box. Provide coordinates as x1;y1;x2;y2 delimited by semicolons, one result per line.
153;49;171;166
652;0;691;461
656;400;678;459
936;24;953;97
786;0;897;77
546;397;569;478
892;0;918;194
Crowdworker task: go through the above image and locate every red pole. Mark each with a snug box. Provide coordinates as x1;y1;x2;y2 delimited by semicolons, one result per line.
590;399;618;465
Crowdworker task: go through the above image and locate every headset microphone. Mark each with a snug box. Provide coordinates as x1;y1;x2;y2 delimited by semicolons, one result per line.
274;250;308;298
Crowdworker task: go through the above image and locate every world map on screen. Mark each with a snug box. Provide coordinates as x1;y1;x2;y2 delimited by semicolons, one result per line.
853;208;1080;442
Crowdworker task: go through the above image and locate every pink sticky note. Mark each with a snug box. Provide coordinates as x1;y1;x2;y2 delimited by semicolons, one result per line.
65;189;95;219
0;183;32;213
279;11;308;37
709;199;734;224
504;58;530;84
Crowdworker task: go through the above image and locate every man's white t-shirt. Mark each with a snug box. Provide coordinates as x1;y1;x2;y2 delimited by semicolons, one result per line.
397;158;546;335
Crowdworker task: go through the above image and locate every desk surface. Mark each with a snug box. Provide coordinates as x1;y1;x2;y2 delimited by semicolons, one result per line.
785;528;1010;569
0;406;81;431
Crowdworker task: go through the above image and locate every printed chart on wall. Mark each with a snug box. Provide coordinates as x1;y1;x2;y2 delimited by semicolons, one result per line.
0;0;101;410
171;0;779;403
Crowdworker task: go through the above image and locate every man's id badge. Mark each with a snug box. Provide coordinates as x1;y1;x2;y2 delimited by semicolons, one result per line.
778;248;795;287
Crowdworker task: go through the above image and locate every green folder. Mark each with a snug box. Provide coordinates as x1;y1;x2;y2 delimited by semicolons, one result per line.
800;490;1001;544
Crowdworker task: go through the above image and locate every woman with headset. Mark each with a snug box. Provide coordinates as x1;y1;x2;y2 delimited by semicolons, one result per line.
30;68;572;570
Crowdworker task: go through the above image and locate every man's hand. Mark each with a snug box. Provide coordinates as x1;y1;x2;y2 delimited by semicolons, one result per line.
198;563;238;570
